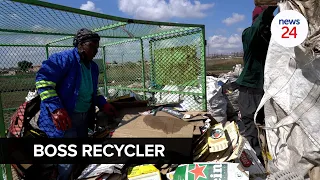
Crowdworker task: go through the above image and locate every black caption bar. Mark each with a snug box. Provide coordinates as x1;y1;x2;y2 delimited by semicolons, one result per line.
0;138;193;164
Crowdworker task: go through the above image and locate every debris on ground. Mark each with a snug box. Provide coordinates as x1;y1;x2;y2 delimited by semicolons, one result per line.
77;80;266;179
77;164;124;180
17;64;271;180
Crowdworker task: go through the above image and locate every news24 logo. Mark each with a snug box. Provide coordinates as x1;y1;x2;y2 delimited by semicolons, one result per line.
271;10;308;47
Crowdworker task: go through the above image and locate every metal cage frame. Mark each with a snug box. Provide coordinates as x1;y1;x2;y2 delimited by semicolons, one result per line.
0;1;207;179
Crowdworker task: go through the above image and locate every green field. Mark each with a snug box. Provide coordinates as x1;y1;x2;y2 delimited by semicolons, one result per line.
206;57;243;75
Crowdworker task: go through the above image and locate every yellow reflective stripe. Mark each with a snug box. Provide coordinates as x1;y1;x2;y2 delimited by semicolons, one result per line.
35;80;56;89
39;90;57;100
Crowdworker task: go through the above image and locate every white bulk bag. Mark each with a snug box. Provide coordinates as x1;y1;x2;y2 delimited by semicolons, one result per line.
254;0;320;178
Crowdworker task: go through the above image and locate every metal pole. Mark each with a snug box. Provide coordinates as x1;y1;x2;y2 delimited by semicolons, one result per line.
0;93;13;180
45;45;49;59
148;39;156;102
0;93;4;180
149;40;154;88
102;47;109;97
140;39;146;100
121;53;124;64
201;27;207;111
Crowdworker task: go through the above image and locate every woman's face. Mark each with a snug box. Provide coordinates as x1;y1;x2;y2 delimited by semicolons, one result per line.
80;41;99;61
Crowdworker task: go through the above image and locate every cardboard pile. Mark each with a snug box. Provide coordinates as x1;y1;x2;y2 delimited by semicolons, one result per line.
78;96;266;180
111;108;205;138
193;121;245;162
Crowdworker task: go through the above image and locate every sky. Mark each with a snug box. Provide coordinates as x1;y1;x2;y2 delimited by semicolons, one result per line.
0;0;260;69
44;0;257;54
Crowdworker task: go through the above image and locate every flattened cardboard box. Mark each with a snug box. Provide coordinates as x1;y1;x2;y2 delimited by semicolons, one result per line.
112;115;194;138
112;107;195;157
112;108;199;138
156;111;205;136
156;111;205;127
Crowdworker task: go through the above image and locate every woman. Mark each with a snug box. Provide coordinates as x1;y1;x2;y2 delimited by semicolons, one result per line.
35;28;117;180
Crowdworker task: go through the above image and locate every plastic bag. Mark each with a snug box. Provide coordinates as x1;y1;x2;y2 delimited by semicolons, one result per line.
206;76;228;123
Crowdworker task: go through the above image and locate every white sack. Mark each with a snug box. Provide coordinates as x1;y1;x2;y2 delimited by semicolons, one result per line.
154;85;181;104
178;76;229;122
25;90;38;102
206;76;228;123
180;86;202;111
254;0;320;178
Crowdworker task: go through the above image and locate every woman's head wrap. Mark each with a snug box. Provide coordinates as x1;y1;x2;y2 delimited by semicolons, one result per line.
73;28;100;47
252;6;268;23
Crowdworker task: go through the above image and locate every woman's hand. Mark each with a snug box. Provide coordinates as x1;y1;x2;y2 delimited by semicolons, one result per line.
51;108;72;131
103;103;119;117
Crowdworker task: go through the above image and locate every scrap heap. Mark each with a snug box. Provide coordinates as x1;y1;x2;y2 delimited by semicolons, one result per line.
76;65;267;180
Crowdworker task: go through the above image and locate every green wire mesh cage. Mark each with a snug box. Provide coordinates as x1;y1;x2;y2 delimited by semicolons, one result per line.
0;0;207;179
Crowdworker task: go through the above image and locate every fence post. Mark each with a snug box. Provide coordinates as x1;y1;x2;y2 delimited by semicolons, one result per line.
45;45;49;59
0;93;12;180
148;39;157;103
0;93;4;180
201;26;207;112
149;39;155;88
140;39;146;100
102;46;109;97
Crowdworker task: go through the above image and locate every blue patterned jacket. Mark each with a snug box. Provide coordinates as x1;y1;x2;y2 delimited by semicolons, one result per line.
35;47;107;138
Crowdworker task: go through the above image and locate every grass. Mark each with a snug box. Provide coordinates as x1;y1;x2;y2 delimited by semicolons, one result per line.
106;62;150;85
206;57;243;74
0;76;35;92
